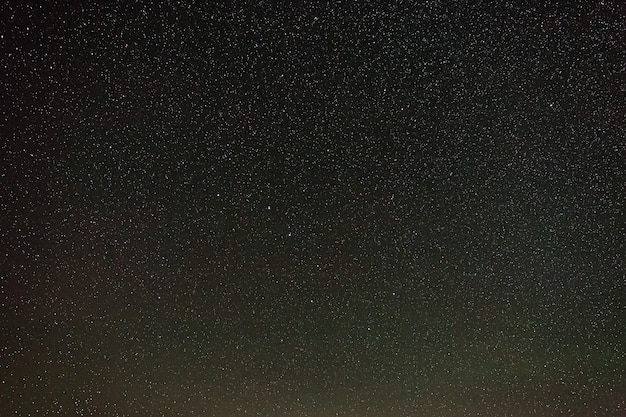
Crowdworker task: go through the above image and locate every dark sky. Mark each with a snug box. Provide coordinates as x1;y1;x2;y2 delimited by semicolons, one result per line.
1;1;625;416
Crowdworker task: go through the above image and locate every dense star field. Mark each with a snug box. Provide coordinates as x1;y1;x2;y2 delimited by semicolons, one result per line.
1;1;625;416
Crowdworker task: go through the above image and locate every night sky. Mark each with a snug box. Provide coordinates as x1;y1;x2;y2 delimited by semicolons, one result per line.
1;1;625;416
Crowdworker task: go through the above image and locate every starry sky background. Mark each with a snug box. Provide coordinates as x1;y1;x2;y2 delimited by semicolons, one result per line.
1;1;625;416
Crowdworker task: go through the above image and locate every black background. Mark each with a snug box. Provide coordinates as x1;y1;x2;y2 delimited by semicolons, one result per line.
1;1;625;416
